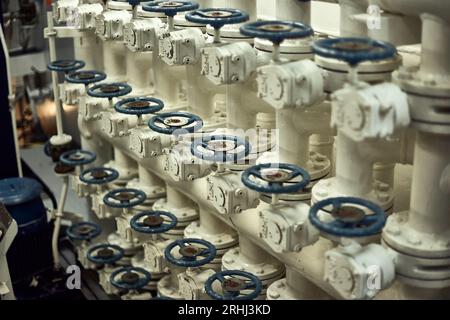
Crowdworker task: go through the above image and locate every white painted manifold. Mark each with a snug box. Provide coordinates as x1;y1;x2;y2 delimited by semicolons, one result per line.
48;0;450;300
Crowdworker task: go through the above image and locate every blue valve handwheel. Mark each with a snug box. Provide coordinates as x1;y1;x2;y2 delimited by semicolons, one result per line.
87;82;132;99
185;8;249;29
205;270;262;301
142;1;199;17
240;20;313;43
164;238;216;268
110;266;151;290
60;149;97;167
65;70;107;85
148;112;203;135
87;243;124;265
309;197;387;237
47;59;85;73
128;0;141;6
114;97;164;116
103;188;147;209
130;211;177;234
79;167;119;185
312;37;397;66
191;134;251;163
241;163;310;194
67;222;102;241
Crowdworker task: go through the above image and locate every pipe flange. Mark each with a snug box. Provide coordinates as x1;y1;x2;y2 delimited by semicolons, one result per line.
254;38;314;60
136;6;166;18
126;179;166;203
383;211;450;259
221;247;285;282
382;212;450;288
393;66;450;134
266;278;330;300
157;274;185;299
183;221;239;251
316;54;401;93
152;198;199;225
107;1;133;11
311;178;395;214
107;232;142;257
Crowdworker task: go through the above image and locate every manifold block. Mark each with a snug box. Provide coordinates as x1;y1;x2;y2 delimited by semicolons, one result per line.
129;127;170;158
52;0;79;24
143;240;172;274
164;143;212;182
79;97;106;121
66;3;103;30
331;82;410;141
324;242;395;300
259;202;319;253
95;10;132;41
100;112;134;138
60;83;85;105
159;28;204;66
257;59;324;109
201;42;256;85
178;268;215;300
206;173;260;215
124;18;163;52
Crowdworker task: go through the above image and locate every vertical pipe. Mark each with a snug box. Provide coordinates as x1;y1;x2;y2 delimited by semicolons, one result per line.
166;186;194;209
199;206;227;235
114;148;136;170
73;33;104;70
276;0;311;24
339;0;368;37
408;132;450;234
276;109;309;167
238;235;270;264
102;41;127;82
126;50;153;95
335;132;373;195
47;13;64;137
52;175;69;270
419;14;450;77
139;164;164;188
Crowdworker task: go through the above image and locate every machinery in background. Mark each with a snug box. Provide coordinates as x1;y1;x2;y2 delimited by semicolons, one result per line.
1;0;449;301
0;203;18;300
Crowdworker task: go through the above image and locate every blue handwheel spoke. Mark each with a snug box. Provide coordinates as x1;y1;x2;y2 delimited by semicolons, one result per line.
309;197;386;238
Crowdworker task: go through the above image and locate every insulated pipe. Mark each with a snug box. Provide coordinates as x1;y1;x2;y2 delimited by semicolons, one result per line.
408;132;450;234
73;34;104;70
52;175;69;270
276;0;311;24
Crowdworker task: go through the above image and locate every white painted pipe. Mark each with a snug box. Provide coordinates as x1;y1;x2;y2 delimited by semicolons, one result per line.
73;33;104;70
126;50;154;96
371;0;450;22
285;265;331;299
166;185;194;209
276;0;311;24
419;14;450;77
102;41;128;82
47;12;65;137
339;0;367;37
114;147;136;170
238;234;271;265
408;132;450;234
139;164;164;189
52;175;69;270
214;0;257;20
